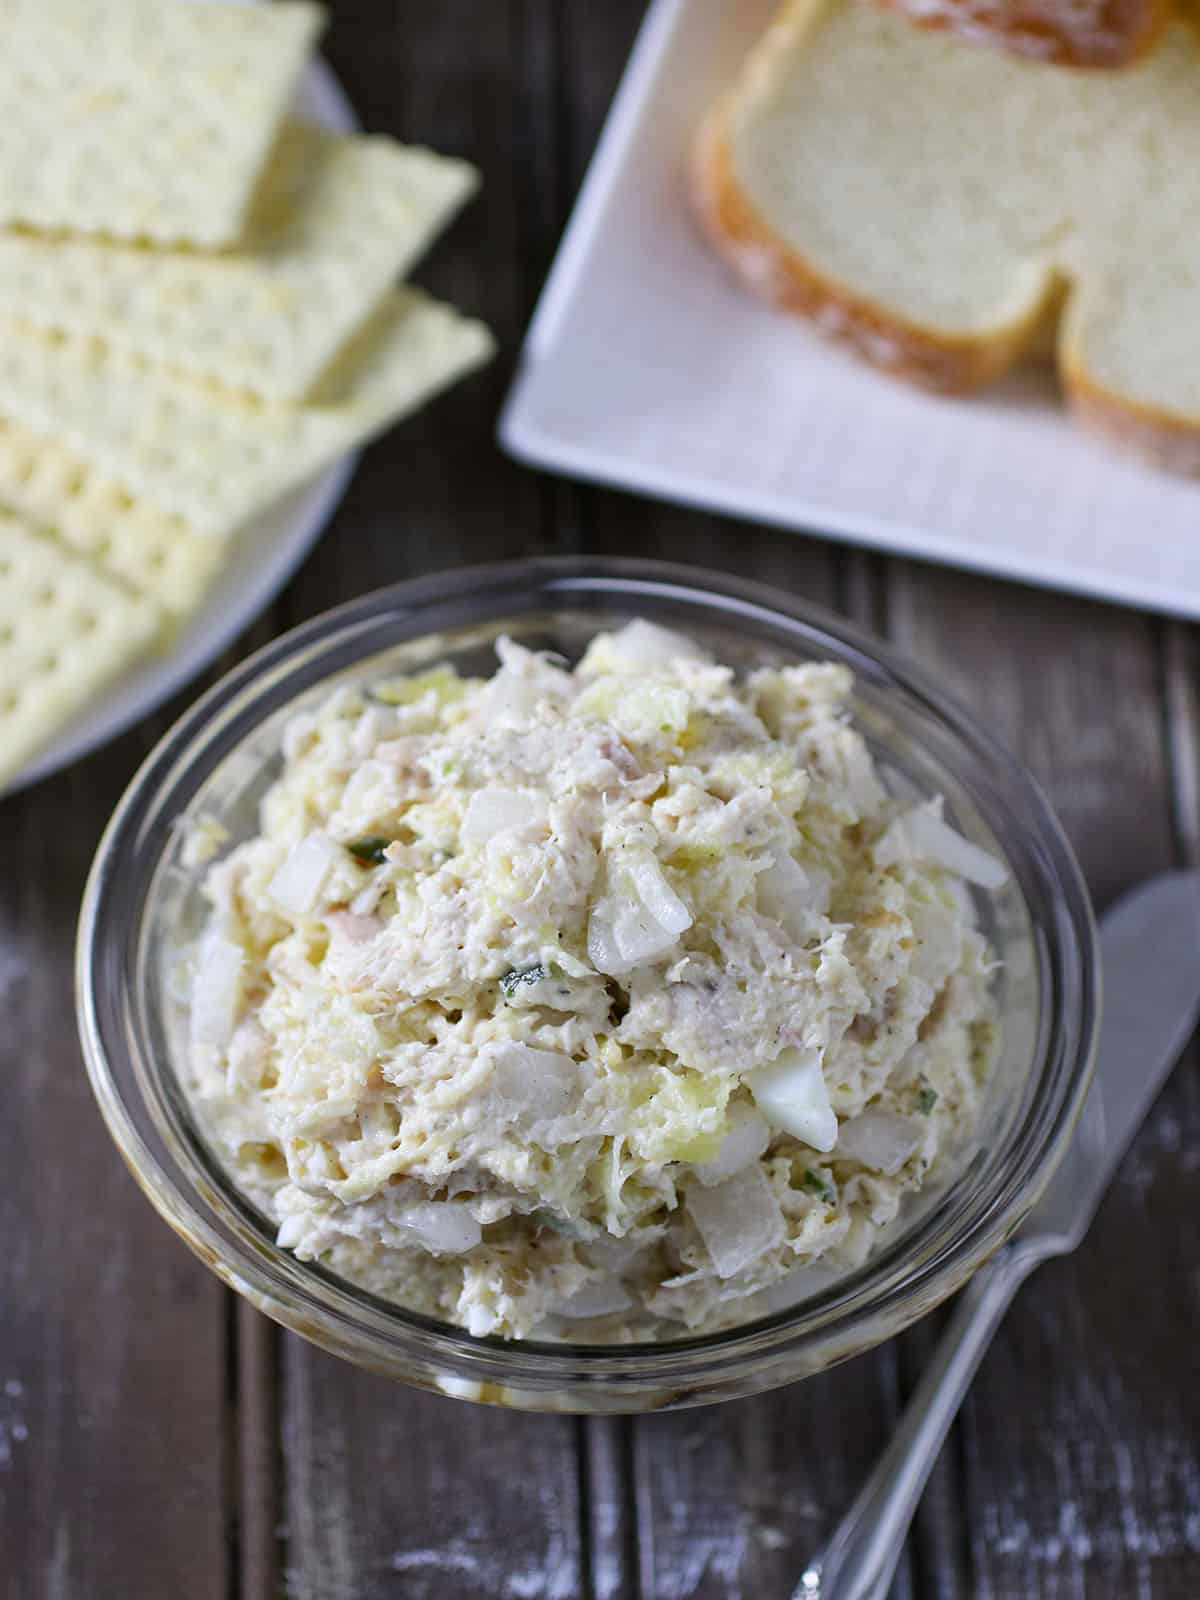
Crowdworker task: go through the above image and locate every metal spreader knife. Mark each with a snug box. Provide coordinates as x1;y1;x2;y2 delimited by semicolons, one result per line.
800;869;1200;1600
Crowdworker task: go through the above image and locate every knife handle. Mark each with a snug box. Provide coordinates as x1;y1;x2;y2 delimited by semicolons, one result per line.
795;1238;1054;1600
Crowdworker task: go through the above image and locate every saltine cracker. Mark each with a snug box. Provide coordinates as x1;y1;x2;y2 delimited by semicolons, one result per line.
0;509;161;785
0;290;496;538
0;125;478;399
0;0;324;246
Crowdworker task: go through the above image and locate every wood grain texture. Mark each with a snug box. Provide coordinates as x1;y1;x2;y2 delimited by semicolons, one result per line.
281;1344;584;1600
885;565;1177;907
583;1417;640;1600
549;17;932;1574
272;8;581;1600
631;1354;917;1600
1166;622;1200;867
282;2;557;622
886;564;1197;1600
236;1301;283;1600
4;2;1198;1597
567;500;924;1600
0;737;229;1600
274;6;1200;1600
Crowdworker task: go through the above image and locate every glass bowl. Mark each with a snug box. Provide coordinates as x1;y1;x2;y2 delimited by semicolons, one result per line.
76;558;1098;1412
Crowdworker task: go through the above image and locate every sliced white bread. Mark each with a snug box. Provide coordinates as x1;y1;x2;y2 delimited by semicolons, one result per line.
693;0;1200;474
873;0;1169;68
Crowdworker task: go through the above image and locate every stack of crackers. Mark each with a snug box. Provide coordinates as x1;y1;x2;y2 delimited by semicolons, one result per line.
0;0;494;787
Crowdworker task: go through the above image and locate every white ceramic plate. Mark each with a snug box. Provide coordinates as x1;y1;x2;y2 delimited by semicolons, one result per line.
11;57;360;794
499;0;1200;620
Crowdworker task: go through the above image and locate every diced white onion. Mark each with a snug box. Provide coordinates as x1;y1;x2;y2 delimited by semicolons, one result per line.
483;638;570;722
759;1261;843;1314
836;1110;924;1175
350;878;385;918
582;1233;648;1274
276;1214;306;1251
351;706;390;760
190;929;244;1052
325;910;382;946
838;731;887;817
693;1104;772;1187
756;848;831;937
180;815;229;870
436;1375;485;1401
587;618;710;673
748;1047;838;1153
488;1042;581;1121
875;803;1007;891
686;1165;786;1279
281;710;317;764
267;832;341;915
610;899;677;968
483;670;540;721
461;787;539;845
465;1304;495;1338
586;908;624;975
588;853;693;976
626;853;692;936
555;1278;633;1319
397;1202;483;1255
225;1017;269;1092
807;865;834;912
907;897;963;984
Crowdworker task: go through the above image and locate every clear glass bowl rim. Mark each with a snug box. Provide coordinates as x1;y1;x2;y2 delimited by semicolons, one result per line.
76;557;1099;1404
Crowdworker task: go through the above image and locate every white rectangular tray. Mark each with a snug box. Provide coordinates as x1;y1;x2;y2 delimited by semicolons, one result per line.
499;0;1200;619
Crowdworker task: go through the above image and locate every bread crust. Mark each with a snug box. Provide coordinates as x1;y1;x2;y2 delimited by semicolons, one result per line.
1065;365;1200;476
872;0;1169;69
693;0;1200;477
691;95;1045;396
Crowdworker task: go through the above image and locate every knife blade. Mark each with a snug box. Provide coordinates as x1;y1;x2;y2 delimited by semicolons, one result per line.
1020;866;1200;1254
796;868;1200;1600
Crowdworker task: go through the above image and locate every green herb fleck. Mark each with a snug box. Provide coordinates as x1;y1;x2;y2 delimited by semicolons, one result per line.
530;1207;588;1240
915;1083;938;1116
346;836;390;866
500;963;548;999
802;1168;837;1205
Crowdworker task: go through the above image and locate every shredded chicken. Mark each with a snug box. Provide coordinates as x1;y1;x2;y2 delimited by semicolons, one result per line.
183;621;1000;1340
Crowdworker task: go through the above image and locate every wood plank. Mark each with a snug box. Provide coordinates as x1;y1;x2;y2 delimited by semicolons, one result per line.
583;1417;639;1600
1165;621;1200;867
573;483;853;613
893;1315;972;1598
837;556;973;1600
0;740;230;1600
282;1343;584;1600
886;565;1176;908
550;8;929;1581
631;1354;916;1600
274;9;589;1600
280;0;557;624
237;1301;283;1600
567;498;925;1598
886;565;1195;1599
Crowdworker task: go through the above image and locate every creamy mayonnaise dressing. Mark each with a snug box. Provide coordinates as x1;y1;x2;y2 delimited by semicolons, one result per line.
184;621;1000;1340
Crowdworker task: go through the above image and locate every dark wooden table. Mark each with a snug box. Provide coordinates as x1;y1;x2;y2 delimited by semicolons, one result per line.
4;5;1199;1597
